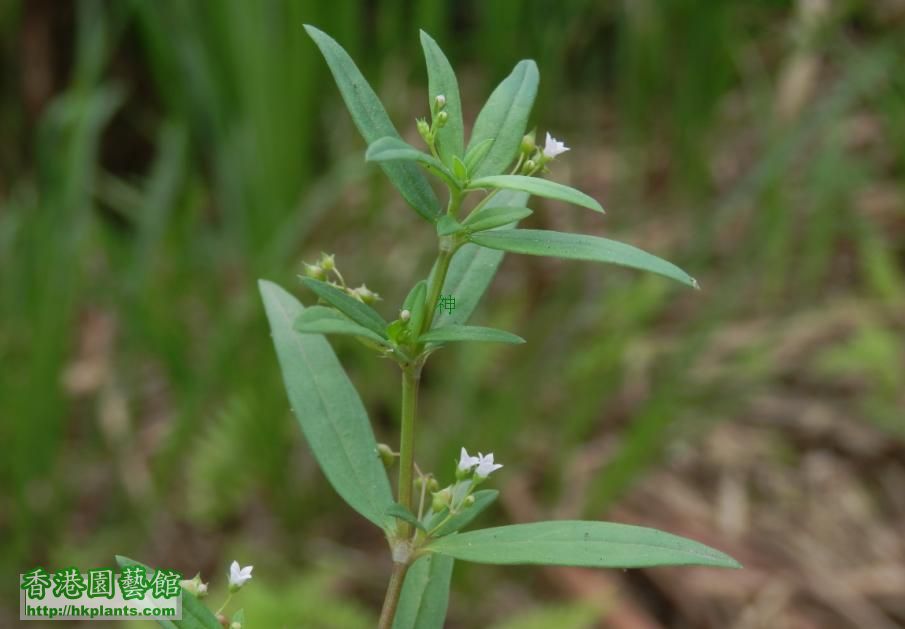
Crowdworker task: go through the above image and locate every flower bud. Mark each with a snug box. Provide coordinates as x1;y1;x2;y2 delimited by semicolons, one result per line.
230;623;242;629
520;131;536;155
462;495;475;508
180;573;208;598
434;94;446;110
302;262;325;280
428;477;440;492
522;159;536;173
416;118;431;143
436;111;448;127
431;487;452;513
377;443;396;470
318;252;336;271
351;284;380;304
400;309;411;321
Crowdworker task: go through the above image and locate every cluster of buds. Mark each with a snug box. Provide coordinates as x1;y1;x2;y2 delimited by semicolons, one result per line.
417;94;449;149
429;447;503;516
302;252;381;305
518;130;569;175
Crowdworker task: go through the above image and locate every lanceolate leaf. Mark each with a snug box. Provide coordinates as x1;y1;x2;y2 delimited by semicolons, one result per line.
420;30;464;167
469;175;604;213
366;137;458;188
420;325;525;345
467;60;539;178
426;521;742;569
115;556;218;629
431;190;529;328
463;138;493;173
432;489;499;537
304;25;441;222
463;206;534;232
386;503;426;532
294;306;388;345
469;229;698;288
299;277;389;336
259;281;394;528
392;554;454;629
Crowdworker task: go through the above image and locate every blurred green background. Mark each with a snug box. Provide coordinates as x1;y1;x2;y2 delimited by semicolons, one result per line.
2;1;904;627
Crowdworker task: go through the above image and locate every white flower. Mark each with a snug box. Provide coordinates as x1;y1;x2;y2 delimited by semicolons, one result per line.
228;561;253;589
542;132;569;159
457;447;479;473
474;452;503;479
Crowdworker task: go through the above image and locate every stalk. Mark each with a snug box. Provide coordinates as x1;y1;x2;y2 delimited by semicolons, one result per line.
377;562;408;629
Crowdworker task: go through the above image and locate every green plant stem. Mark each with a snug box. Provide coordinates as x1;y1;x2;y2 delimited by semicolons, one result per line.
377;561;408;629
397;366;421;533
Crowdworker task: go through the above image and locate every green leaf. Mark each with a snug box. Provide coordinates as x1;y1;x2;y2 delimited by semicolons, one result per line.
304;25;441;222
463;138;493;173
420;325;524;345
420;30;464;167
403;280;428;313
294;306;389;345
407;280;428;338
467;60;539;178
425;521;742;569
299;277;389;336
451;156;468;182
386;503;426;532
435;215;464;237
366;137;458;188
392;554;454;629
259;281;394;527
115;556;218;629
463;206;534;233
432;190;529;328
432;489;499;536
469;229;698;288
468;175;604;213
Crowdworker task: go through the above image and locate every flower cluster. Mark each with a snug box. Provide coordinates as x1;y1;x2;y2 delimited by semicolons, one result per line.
517;130;569;175
456;447;503;480
302;252;381;304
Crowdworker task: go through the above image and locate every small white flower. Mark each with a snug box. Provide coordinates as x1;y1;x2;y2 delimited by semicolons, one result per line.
228;561;253;589
457;447;479;473
474;452;503;479
435;94;447;109
542;132;569;159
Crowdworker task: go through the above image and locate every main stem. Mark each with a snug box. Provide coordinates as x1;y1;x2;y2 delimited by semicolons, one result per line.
397;366;421;531
377;562;407;629
379;195;463;628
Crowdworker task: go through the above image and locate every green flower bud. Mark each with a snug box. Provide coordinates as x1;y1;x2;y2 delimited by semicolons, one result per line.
318;252;336;271
520;131;536;155
179;573;208;598
377;443;396;470
522;159;536;173
416;118;431;143
431;487;452;513
434;94;446;110
462;495;476;508
350;284;380;304
436;111;448;127
302;262;325;280
428;477;440;492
